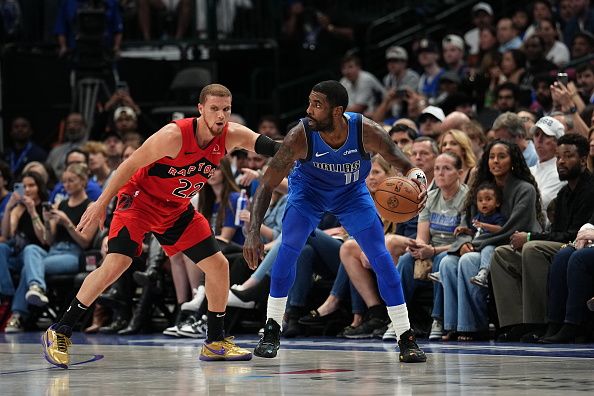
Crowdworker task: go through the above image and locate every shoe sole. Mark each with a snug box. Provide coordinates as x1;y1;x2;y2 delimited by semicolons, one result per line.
399;354;427;363
199;353;253;361
162;329;180;337
41;333;68;369
343;333;374;339
26;294;48;307
428;335;443;341
382;335;397;341
254;344;280;358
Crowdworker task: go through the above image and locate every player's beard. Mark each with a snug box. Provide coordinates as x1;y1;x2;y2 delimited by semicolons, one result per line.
310;116;334;133
204;117;226;136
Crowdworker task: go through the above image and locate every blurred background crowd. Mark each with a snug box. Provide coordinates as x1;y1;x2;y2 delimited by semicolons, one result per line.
1;0;594;345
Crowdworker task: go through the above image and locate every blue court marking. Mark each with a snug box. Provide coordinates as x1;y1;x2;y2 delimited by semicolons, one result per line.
0;354;104;375
2;333;594;359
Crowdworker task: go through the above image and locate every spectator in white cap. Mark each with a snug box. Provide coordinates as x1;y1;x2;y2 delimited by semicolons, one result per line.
418;105;445;138
442;34;468;79
464;2;494;56
373;46;420;122
530;116;567;212
113;106;138;136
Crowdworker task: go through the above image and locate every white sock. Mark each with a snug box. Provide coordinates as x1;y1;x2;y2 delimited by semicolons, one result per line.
387;304;411;340
266;296;288;330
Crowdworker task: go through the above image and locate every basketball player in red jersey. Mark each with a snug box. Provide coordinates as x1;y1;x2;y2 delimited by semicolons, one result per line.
42;84;281;367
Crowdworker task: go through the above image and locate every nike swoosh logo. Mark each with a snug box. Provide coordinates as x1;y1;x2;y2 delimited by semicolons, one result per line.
204;344;226;355
315;152;329;157
77;304;87;310
216;313;226;318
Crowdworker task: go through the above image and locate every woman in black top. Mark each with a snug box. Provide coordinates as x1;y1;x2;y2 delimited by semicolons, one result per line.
4;164;95;332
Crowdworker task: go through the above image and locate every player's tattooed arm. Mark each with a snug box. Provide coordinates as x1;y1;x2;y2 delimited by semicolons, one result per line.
244;125;306;268
362;117;414;174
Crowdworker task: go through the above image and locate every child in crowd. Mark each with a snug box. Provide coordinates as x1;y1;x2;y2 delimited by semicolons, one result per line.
455;182;506;287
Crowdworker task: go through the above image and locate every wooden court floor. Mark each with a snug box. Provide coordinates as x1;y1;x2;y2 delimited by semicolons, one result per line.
1;333;593;395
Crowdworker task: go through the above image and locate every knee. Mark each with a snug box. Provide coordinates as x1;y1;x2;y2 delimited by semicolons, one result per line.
340;239;359;258
440;256;458;279
386;235;407;257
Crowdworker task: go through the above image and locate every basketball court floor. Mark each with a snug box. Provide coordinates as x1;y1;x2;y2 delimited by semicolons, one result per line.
1;333;593;395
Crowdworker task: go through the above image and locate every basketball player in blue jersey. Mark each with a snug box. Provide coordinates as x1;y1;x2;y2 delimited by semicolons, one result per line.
244;81;428;363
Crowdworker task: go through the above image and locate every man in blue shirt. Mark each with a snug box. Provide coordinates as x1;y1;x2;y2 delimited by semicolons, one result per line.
244;81;428;363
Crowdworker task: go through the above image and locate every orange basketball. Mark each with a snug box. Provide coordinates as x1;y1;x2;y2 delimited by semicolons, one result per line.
373;176;422;223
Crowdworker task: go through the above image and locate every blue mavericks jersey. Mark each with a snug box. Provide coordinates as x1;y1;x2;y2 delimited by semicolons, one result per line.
290;112;371;190
287;112;376;233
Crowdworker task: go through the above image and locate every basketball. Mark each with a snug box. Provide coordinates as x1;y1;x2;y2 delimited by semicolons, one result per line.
373;176;422;223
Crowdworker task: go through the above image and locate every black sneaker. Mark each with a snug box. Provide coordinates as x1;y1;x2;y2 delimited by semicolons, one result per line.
254;318;281;358
343;317;388;339
398;329;427;363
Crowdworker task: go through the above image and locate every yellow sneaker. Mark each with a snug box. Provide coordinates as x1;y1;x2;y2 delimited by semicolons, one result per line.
199;337;252;361
41;324;72;369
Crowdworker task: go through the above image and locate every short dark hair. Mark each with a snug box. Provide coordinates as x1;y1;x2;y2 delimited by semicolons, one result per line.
557;133;589;158
389;124;417;141
495;82;519;100
476;181;503;204
312;80;349;113
576;63;594;75
65;148;89;165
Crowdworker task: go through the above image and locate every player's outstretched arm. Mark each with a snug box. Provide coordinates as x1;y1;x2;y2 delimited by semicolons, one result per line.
362;117;415;174
243;124;306;269
361;117;427;206
226;122;281;157
77;124;183;233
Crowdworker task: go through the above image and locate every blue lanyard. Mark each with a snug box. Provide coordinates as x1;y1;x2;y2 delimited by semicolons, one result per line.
9;142;32;173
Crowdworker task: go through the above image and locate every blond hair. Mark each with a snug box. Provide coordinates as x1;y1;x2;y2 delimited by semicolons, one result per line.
81;141;107;157
64;163;89;187
439;129;477;168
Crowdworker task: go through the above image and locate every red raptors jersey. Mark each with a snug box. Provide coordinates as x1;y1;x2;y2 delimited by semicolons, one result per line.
125;118;227;205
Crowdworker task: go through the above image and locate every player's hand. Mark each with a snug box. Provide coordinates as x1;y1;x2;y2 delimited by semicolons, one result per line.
410;178;427;211
406;168;427;211
237;168;260;187
77;201;106;233
243;232;264;270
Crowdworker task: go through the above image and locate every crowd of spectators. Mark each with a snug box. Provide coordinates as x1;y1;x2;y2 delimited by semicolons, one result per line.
0;1;594;345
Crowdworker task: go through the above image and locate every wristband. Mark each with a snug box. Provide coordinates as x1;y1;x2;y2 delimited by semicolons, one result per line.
527;232;531;242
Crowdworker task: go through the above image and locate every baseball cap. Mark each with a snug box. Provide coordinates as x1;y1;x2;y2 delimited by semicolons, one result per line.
472;2;493;15
114;106;137;122
530;116;565;139
442;34;465;51
416;38;438;54
386;46;408;61
419;106;445;123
